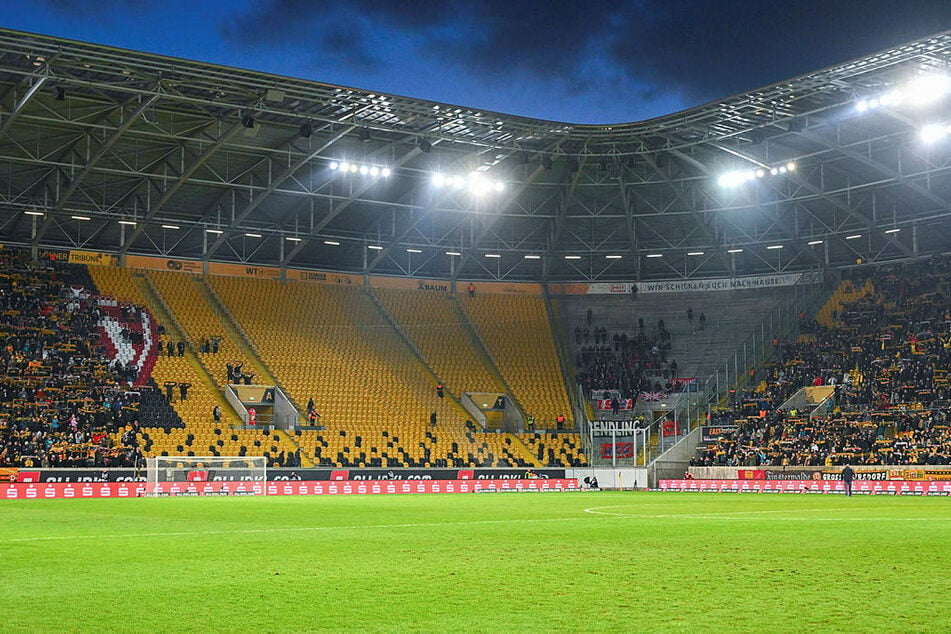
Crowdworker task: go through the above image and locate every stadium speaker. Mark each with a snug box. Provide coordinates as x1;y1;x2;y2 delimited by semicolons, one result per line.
241;114;255;129
300;122;313;138
541;156;553;170
359;128;371;142
418;138;432;153
54;86;66;101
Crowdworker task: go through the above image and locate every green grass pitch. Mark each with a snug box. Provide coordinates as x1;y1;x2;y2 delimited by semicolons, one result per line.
2;491;949;632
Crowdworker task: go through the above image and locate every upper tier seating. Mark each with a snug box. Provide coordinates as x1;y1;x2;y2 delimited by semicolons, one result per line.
461;293;571;427
371;287;504;396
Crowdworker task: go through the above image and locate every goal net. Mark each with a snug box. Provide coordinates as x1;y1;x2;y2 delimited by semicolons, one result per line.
144;456;268;496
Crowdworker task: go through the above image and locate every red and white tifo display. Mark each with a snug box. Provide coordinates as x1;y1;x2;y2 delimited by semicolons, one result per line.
659;479;951;495
1;478;579;500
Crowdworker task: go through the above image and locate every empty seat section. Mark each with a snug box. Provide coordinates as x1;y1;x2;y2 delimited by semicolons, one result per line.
372;288;503;396
462;294;571;427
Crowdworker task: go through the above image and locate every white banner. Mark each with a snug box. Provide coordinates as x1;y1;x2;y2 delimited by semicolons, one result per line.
588;271;820;295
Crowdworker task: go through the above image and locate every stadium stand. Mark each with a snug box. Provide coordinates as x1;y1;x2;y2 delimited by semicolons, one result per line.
696;257;951;467
0;252;153;467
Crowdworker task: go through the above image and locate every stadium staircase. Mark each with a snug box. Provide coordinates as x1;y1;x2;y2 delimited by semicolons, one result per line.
369;288;517;417
459;293;573;428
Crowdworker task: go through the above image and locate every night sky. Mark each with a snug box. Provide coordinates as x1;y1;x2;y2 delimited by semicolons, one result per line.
5;0;951;123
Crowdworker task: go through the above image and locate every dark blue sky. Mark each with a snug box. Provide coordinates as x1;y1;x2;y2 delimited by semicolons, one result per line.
6;0;951;123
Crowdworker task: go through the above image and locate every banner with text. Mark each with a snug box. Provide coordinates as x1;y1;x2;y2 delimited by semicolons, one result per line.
587;271;821;295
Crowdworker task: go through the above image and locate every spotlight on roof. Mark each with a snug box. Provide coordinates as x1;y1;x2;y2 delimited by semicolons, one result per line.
241;114;255;129
920;123;951;144
906;74;951;105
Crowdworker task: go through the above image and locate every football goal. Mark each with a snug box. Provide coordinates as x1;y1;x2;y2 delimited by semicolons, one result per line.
144;456;267;496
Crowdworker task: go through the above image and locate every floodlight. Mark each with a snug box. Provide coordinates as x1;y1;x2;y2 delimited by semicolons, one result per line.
766;244;783;250
485;253;501;258
329;161;339;170
445;251;461;256
161;224;180;230
348;164;358;173
906;75;951;105
71;215;91;221
845;234;862;240
285;236;302;242
564;255;581;260
727;248;744;253
884;228;901;234
645;253;663;258
244;233;262;238
368;245;384;250
206;229;223;234
605;255;623;259
25;210;44;216
808;240;823;246
687;251;704;256
381;167;392;177
324;240;340;246
359;165;369;175
920;123;948;144
524;255;541;260
407;248;422;253
117;220;136;225
370;166;380;176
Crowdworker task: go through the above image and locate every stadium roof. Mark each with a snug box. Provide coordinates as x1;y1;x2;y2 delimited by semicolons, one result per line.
2;27;951;282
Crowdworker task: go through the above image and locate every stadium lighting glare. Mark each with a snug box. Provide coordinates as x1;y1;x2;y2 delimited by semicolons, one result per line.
906;74;951;105
727;248;744;253
117;220;136;225
348;164;358;173
359;165;369;175
329;161;339;170
381;167;391;177
432;173;445;187
323;240;340;246
524;254;541;260
845;234;862;240
687;251;704;256
71;215;91;221
494;181;505;192
719;162;797;187
808;240;824;246
766;244;783;250
920;123;951;144
884;228;902;234
161;224;180;230
445;251;461;256
205;229;223;234
645;253;663;258
367;245;384;250
369;166;380;177
244;232;262;238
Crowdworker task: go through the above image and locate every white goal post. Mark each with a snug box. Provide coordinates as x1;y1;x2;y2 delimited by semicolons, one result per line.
144;456;268;496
